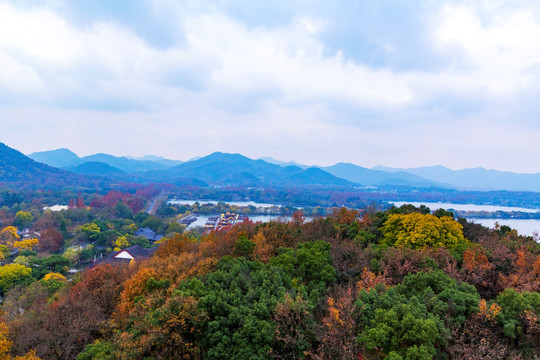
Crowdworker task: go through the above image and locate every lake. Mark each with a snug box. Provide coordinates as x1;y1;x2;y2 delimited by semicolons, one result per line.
171;199;540;237
392;201;540;237
391;201;540;213
169;199;281;208
183;214;292;228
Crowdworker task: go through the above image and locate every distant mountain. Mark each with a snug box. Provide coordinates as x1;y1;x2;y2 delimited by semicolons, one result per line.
0;143;106;189
65;161;126;177
322;163;446;187
29;148;180;173
146;152;353;187
258;157;309;169
75;153;168;173
129;155;183;167
374;165;540;192
28;148;80;168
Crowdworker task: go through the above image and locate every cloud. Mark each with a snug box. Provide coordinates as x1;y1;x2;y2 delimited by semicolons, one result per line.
3;0;539;114
1;0;540;172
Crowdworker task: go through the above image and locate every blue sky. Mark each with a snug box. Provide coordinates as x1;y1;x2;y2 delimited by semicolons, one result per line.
1;0;540;172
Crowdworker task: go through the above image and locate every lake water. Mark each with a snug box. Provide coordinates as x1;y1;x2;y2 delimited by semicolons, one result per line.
392;201;540;236
184;214;291;228
391;201;540;213
171;199;540;237
169;199;281;208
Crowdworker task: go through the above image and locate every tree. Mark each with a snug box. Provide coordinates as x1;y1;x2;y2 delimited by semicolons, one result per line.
12;239;39;252
460;249;496;298
27;254;70;279
39;228;63;253
114;201;133;220
355;270;480;359
76;340;116;360
0;264;33;296
141;216;165;233
0;244;9;260
315;286;359;360
76;223;102;243
0;321;41;360
40;273;67;294
495;289;540;351
269;240;336;303
178;257;295;360
113;236;129;251
0;226;20;245
234;235;256;258
166;222;186;235
113;293;203;360
271;293;315;359
381;213;469;251
7;264;131;359
13;212;33;228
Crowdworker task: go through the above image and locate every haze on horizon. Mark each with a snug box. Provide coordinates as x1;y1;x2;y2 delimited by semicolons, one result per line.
1;1;540;173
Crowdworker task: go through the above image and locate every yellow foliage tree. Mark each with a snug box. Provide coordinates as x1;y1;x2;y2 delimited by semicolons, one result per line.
12;238;39;252
381;213;469;250
114;236;130;250
0;226;20;246
42;272;67;282
0;245;8;260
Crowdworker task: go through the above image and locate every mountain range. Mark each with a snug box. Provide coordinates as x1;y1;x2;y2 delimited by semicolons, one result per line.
0;144;106;189
373;165;540;192
14;145;540;193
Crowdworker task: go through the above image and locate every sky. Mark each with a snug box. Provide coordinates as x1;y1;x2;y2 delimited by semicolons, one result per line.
1;0;540;173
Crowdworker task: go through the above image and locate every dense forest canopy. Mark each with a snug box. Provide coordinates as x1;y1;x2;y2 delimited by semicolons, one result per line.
0;187;538;359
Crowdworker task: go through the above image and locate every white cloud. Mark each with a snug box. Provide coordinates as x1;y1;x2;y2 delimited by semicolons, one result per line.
0;2;417;110
433;3;540;96
1;1;540;172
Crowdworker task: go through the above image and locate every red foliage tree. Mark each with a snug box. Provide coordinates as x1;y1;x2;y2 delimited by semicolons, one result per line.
38;228;63;253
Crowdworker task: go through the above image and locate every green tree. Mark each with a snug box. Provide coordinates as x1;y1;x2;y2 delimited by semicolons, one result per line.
178;257;298;360
141;216;165;233
234;235;256;258
114;201;133;219
76;340;117;360
355;270;480;360
495;289;540;344
28;254;70;279
269;240;336;303
166;222;186;235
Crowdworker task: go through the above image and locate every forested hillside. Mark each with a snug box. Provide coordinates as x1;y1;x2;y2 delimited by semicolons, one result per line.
0;143;108;190
1;202;538;360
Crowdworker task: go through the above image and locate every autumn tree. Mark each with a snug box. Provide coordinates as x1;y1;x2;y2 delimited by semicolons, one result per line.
271;293;315;359
0;321;40;360
13;211;33;228
12;239;39;252
8;263;131;360
381;213;469;251
314;286;359;360
39;228;63;253
0;226;20;245
460;248;496;298
75;223;102;243
0;264;33;296
499;250;540;293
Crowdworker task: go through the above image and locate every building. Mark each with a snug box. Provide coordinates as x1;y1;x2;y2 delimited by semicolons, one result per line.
133;227;163;242
98;245;158;265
